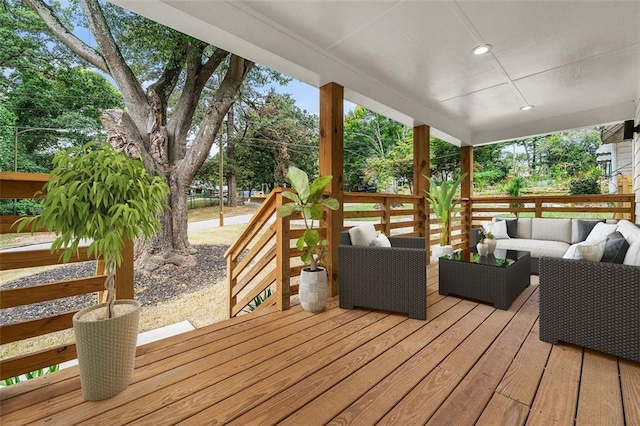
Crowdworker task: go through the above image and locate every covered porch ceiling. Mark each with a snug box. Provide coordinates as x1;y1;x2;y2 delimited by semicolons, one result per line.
109;0;640;146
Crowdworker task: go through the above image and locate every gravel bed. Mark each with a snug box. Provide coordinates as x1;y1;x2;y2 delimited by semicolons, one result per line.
1;244;228;326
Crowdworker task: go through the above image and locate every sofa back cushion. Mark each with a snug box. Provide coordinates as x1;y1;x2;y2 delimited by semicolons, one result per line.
516;218;532;239
617;220;640;245
623;241;640;266
532;218;572;244
572;219;604;243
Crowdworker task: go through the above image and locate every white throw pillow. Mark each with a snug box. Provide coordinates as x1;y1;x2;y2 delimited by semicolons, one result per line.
370;233;391;248
564;239;607;261
492;219;510;239
585;222;618;243
348;223;378;246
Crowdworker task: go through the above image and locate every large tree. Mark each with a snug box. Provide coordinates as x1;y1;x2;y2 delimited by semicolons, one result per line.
25;0;258;271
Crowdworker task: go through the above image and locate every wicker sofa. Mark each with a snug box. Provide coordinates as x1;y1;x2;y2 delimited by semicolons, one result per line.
472;218;620;274
338;231;427;320
539;257;640;362
537;219;640;362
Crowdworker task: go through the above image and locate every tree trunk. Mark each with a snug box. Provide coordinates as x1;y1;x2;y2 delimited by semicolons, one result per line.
226;105;238;207
134;173;195;273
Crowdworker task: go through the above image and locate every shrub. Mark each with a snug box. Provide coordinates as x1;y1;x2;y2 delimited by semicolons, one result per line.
569;177;601;195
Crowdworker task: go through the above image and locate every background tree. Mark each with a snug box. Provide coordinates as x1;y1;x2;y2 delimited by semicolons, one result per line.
343;107;405;191
430;137;460;181
24;0;286;271
235;91;318;188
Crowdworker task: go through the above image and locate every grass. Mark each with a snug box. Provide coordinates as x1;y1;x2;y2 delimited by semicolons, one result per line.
187;204;258;222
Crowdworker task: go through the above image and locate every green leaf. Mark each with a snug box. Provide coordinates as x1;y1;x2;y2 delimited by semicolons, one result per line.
286;167;310;201
322;197;340;211
309;175;332;198
276;203;297;217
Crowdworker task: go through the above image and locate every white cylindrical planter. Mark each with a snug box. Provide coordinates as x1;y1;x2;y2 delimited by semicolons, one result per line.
73;300;140;401
299;268;328;313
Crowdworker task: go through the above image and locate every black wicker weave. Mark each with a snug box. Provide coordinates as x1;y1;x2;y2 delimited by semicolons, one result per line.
338;231;427;320
539;257;640;363
439;249;531;310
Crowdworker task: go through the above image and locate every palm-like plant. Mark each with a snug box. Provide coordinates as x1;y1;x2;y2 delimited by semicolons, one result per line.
276;167;340;271
424;173;467;246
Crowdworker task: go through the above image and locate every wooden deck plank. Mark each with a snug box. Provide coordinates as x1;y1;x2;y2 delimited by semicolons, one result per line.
426;286;540;425
475;392;529;426
47;306;370;425
576;349;624;425
279;299;482;425
3;302;345;424
380;283;537;425
172;313;409;425
2;267;639;426
527;344;583;425
496;318;552;406
620;359;640;426
323;302;492;426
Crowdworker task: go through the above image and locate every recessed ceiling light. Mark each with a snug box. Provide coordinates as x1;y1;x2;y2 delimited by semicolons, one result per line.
471;44;492;55
520;105;534;111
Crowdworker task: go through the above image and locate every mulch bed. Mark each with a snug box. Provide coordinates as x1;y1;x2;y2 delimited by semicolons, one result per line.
1;244;229;326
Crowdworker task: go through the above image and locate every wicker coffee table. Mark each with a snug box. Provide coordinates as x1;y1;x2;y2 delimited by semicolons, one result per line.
438;248;530;310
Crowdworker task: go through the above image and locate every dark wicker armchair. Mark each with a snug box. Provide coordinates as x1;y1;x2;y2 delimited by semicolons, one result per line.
539;256;640;362
338;231;427;320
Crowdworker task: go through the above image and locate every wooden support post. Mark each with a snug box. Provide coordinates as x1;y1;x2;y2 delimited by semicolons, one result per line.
114;239;134;300
460;146;473;249
319;82;344;297
275;192;291;311
383;196;392;235
413;125;430;244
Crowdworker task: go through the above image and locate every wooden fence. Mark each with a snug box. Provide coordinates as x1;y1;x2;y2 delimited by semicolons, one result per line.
0;172;133;381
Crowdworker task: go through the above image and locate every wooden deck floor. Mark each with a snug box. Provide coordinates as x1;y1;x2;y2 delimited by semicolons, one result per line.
1;265;639;425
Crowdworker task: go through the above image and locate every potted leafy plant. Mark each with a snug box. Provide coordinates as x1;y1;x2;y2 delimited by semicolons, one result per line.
424;173;467;259
276;166;339;312
18;141;169;400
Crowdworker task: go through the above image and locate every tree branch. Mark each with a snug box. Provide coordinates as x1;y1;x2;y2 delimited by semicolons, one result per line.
24;0;108;73
167;46;229;159
178;55;254;185
79;0;150;129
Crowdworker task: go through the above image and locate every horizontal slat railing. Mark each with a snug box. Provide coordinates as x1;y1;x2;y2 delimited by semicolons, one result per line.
471;194;635;224
226;189;283;317
0;171;133;381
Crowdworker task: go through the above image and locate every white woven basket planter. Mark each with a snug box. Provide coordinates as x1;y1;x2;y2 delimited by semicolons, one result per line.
73;300;140;401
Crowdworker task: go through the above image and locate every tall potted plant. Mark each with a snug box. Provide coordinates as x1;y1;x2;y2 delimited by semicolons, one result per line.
424;173;467;259
276;166;339;313
18;141;169;400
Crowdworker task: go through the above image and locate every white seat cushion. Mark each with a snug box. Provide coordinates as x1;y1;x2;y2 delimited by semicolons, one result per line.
495;238;570;259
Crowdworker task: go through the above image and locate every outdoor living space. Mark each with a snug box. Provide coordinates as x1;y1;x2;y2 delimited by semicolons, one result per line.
2;1;640;424
2;264;639;425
